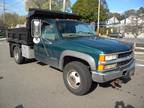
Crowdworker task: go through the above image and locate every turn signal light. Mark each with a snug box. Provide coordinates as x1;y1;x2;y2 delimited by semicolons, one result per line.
98;64;104;71
99;55;105;62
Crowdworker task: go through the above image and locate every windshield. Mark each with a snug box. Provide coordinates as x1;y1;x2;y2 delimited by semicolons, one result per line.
56;20;96;38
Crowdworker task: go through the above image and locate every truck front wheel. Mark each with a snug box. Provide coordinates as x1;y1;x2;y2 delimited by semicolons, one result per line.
13;46;24;64
63;61;92;95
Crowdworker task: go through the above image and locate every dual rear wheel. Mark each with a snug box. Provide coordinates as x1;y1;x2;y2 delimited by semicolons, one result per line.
13;46;25;64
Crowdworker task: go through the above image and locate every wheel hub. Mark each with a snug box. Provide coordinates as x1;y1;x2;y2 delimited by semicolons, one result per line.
67;70;81;89
14;48;19;61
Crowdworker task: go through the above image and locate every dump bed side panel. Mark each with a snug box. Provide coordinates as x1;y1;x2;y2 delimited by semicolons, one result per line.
7;28;33;46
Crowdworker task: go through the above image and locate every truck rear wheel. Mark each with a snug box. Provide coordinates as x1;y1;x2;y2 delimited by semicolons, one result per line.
13;46;24;64
63;61;92;95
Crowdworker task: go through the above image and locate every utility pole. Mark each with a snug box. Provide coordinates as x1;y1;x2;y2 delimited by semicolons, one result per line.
97;0;101;35
49;0;51;10
63;0;66;12
3;0;6;35
2;0;5;24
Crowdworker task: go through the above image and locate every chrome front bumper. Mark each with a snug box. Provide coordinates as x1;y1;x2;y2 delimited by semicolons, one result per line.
92;60;135;83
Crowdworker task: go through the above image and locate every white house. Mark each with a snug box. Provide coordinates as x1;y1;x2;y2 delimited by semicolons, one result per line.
106;16;120;33
107;16;119;27
106;15;144;38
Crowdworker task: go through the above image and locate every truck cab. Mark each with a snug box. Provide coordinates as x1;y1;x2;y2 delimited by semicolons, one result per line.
7;9;135;95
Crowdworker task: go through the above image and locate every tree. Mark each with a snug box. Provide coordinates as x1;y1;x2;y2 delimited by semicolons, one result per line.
5;13;19;27
18;16;26;24
124;9;136;17
108;12;125;21
72;0;109;22
0;13;26;28
137;7;144;15
24;0;71;12
0;16;4;26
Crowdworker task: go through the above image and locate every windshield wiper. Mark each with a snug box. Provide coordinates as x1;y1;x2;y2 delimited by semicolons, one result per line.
62;34;77;38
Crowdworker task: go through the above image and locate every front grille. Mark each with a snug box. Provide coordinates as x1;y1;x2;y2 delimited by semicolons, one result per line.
116;50;134;67
118;51;133;58
117;58;133;67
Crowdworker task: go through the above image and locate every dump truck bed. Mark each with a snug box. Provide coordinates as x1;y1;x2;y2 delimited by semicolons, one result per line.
7;27;33;46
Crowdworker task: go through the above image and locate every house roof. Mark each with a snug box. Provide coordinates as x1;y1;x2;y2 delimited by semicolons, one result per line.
107;16;119;25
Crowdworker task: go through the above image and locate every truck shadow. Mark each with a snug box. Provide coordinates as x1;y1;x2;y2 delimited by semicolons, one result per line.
50;66;63;72
24;59;37;64
87;82;98;94
121;77;131;84
24;59;48;66
115;101;135;108
37;61;48;66
0;76;3;80
15;104;24;108
99;77;131;88
99;82;112;88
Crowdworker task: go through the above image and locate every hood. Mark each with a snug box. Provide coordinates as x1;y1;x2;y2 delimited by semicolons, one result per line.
63;37;133;54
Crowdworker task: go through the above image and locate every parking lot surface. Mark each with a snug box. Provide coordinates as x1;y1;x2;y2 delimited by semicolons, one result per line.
0;41;144;108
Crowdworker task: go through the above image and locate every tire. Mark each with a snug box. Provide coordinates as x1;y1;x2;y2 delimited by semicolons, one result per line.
63;61;92;95
13;46;24;64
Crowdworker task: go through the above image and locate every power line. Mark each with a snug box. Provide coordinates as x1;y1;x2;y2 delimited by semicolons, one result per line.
6;0;23;9
1;0;26;16
0;0;24;12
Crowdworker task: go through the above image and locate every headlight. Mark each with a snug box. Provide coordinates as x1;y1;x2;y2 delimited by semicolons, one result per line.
105;54;117;61
98;54;118;71
99;54;117;62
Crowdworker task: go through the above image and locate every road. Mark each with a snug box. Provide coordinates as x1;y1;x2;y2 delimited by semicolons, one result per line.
0;41;144;108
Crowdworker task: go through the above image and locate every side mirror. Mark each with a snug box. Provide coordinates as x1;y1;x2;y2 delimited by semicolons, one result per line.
31;19;41;38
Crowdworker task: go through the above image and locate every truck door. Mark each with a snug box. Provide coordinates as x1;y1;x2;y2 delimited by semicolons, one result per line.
34;20;58;66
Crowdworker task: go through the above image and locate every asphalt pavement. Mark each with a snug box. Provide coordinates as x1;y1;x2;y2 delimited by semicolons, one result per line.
0;41;144;108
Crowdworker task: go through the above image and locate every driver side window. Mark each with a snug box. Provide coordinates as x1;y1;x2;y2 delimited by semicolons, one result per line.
41;21;57;41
